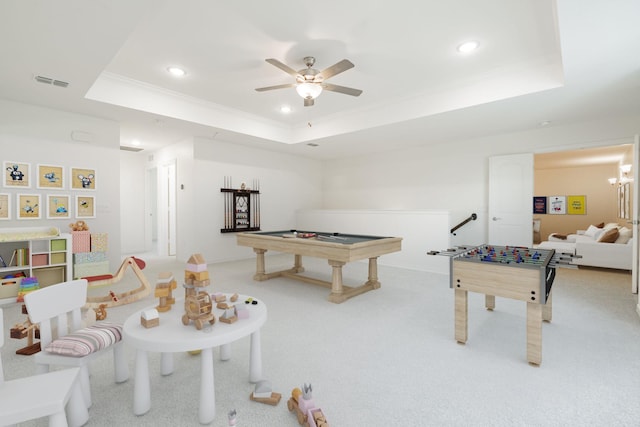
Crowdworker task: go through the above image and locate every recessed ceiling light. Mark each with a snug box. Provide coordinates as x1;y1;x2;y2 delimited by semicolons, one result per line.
131;139;141;146
457;41;479;53
167;66;186;77
539;120;552;127
280;105;292;113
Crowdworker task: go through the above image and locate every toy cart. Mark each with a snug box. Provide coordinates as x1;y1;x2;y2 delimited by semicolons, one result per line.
182;291;215;330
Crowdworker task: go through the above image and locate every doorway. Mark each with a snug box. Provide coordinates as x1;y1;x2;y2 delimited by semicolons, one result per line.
147;161;177;257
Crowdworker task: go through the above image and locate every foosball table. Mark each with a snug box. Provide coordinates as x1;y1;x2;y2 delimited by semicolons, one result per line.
430;244;574;366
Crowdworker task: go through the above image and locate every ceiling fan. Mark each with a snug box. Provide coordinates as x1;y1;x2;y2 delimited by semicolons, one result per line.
255;56;363;107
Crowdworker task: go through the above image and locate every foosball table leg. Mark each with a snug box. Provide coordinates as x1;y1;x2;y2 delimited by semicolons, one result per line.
455;288;468;344
527;302;543;366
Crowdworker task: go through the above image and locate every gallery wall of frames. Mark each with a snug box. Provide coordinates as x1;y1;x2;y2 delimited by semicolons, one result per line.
1;161;97;221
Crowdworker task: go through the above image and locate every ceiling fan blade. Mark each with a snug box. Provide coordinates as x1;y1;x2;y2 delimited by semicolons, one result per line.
304;98;314;107
255;83;295;92
265;58;300;78
318;59;354;80
322;83;363;97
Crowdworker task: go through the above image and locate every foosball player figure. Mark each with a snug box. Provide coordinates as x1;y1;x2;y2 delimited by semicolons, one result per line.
155;271;177;312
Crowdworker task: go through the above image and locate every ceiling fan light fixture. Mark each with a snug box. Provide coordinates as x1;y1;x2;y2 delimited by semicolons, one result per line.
296;82;323;99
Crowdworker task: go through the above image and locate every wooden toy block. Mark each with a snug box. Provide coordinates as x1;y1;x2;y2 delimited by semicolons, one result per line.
217;301;230;309
186;254;207;271
212;292;226;302
230;293;239;302
236;305;249;319
185;278;211;287
141;309;159;328
184;270;210;282
141;317;159;328
155;288;170;297
250;392;282;406
220;315;238;324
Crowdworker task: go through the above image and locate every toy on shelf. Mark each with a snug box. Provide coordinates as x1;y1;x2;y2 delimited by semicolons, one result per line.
155;272;177;312
182;254;216;330
249;379;281;406
93;303;107;320
10;304;40;355
16;276;39;302
287;383;329;427
83;256;151;309
68;220;89;231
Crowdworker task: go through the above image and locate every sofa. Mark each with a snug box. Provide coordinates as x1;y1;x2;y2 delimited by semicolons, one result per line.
537;224;633;270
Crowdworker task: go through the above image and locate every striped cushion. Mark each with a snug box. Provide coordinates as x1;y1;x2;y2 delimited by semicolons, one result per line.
45;322;123;357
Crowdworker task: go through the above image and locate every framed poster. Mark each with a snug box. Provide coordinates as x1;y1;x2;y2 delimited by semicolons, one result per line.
70;167;96;190
37;164;64;189
0;193;10;220
567;195;586;215
47;194;71;219
548;196;566;214
533;197;547;214
3;161;30;188
17;194;41;219
76;195;95;218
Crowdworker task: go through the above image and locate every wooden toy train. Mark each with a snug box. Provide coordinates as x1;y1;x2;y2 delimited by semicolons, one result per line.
287;383;329;427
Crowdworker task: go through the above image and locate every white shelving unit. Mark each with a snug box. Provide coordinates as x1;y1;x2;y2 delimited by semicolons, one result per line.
0;230;72;303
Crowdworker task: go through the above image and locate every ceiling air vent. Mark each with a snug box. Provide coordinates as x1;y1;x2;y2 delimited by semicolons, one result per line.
120;146;144;152
35;75;69;88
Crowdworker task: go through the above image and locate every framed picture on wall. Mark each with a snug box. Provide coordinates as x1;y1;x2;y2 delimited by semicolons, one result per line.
47;194;71;219
37;164;64;189
567;195;586;215
3;161;30;188
17;194;41;219
548;196;566;214
70;167;96;190
76;195;95;218
0;193;10;220
533;196;547;214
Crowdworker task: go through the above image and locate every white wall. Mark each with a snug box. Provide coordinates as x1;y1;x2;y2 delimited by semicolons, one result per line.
0;99;122;269
120;150;147;254
132;137;324;263
321;114;640;249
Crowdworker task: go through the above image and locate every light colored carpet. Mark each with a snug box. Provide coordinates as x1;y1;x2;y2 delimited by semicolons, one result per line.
1;255;639;426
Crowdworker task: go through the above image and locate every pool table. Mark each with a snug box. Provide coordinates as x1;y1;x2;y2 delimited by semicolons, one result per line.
236;230;402;303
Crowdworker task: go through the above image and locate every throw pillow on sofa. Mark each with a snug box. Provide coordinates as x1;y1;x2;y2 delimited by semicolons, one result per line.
598;228;620;243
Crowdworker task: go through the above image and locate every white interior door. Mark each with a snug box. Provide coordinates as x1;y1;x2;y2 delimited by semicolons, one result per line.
488;153;534;246
157;161;177;257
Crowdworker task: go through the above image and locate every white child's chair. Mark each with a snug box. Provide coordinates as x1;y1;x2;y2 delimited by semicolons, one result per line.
0;308;89;426
24;279;129;409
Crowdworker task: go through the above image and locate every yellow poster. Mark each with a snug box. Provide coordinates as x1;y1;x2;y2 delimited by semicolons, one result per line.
567;195;586;215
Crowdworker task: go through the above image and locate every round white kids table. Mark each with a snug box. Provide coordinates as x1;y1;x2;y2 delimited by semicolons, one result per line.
123;294;267;424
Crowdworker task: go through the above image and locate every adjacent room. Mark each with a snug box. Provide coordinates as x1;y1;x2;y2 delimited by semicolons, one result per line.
0;1;639;426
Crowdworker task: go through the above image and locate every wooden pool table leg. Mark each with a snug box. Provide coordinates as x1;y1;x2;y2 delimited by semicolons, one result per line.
455;288;468;344
527;302;543;366
327;260;346;303
252;248;268;280
292;254;305;273
365;257;381;289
